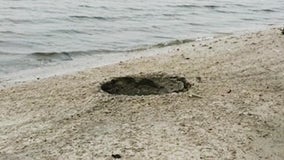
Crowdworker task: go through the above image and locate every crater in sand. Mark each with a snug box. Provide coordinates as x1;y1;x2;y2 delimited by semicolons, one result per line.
101;74;190;96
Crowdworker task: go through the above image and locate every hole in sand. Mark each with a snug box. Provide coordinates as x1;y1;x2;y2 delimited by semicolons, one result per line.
101;74;190;96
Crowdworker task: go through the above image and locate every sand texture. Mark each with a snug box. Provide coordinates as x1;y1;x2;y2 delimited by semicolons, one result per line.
0;28;283;159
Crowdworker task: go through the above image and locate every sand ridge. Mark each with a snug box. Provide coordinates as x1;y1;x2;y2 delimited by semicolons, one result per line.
0;28;283;159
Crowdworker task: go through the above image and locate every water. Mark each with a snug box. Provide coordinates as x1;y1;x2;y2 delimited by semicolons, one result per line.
0;0;283;84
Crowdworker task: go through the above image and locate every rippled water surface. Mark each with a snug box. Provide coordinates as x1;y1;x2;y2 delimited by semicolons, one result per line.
0;0;283;80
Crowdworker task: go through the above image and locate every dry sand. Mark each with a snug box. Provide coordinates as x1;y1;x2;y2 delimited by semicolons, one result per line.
0;28;283;160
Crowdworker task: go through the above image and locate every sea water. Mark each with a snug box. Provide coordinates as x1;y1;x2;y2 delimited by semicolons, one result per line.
0;0;283;85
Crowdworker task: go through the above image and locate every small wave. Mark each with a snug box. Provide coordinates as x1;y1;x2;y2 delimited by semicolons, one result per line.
27;49;124;61
0;30;27;36
241;18;257;21
154;39;195;48
261;9;276;12
29;52;73;62
78;5;93;8
25;38;197;61
170;4;199;8
162;13;184;17
9;7;27;10
2;18;32;24
0;31;14;34
127;39;196;52
215;10;238;14
0;51;11;55
187;22;205;26
52;29;87;34
203;5;221;9
232;4;249;7
171;4;221;9
70;16;108;20
127;7;143;11
251;9;276;12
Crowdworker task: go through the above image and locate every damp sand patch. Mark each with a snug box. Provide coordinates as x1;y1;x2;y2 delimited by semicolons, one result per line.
101;74;190;96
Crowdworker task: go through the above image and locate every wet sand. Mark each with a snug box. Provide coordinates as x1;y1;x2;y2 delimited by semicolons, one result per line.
0;27;283;159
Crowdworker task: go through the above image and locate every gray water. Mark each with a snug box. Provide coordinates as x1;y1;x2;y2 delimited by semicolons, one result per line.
0;0;284;82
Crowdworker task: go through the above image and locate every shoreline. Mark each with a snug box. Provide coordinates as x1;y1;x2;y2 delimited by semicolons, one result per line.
0;27;283;159
1;25;281;89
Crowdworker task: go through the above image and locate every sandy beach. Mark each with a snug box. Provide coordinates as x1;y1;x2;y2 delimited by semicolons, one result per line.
0;27;283;159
